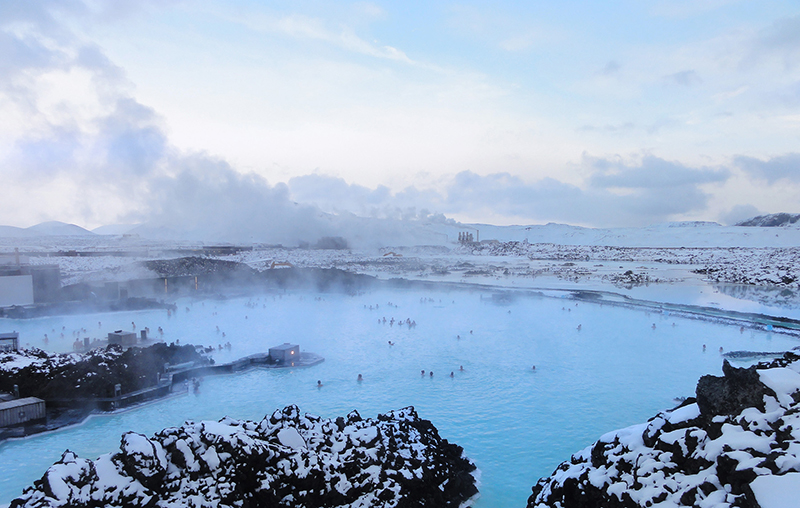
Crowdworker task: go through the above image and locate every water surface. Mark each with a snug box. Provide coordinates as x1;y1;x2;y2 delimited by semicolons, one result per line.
1;287;797;507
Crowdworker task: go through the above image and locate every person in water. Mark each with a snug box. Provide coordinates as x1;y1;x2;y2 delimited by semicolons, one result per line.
357;374;363;382
317;380;323;387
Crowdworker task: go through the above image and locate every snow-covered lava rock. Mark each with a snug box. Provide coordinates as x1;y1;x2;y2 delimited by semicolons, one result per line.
11;405;478;508
528;354;800;508
0;344;211;400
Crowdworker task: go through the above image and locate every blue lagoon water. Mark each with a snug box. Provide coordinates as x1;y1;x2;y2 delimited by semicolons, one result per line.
1;287;798;507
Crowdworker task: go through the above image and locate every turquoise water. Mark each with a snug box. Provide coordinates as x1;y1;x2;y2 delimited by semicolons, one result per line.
1;287;798;507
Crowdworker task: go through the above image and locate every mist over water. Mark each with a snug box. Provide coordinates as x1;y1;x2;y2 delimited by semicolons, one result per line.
2;286;797;506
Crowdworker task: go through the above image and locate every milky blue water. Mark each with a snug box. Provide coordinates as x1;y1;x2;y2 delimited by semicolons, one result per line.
1;287;798;507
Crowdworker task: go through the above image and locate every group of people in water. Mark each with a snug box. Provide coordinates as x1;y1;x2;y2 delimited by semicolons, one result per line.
317;365;469;388
379;316;417;328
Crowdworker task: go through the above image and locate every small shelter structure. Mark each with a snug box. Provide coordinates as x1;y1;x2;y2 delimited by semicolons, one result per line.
108;330;137;346
0;332;19;352
269;343;300;365
0;397;45;427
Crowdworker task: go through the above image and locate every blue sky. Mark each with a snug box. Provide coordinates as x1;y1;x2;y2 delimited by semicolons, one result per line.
1;0;799;232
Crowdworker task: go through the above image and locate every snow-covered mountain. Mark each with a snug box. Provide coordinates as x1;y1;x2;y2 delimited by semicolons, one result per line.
91;224;140;236
3;216;800;248
736;213;800;227
13;221;95;237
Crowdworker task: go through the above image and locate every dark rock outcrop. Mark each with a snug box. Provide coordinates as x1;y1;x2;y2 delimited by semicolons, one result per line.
695;360;773;418
735;213;800;227
0;343;210;400
11;405;477;508
528;354;800;508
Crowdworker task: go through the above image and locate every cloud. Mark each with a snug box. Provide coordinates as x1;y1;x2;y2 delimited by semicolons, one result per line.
588;155;728;188
229;12;414;64
663;69;702;86
740;14;800;71
288;155;732;229
600;60;621;76
288;174;443;221
734;153;800;183
438;157;728;227
649;0;738;19
0;2;338;243
719;204;761;225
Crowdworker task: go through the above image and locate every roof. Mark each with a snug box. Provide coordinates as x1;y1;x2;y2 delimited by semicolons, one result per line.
270;343;299;351
0;397;44;411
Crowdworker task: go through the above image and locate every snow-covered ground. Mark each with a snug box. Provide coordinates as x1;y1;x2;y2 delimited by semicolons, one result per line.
3;229;798;320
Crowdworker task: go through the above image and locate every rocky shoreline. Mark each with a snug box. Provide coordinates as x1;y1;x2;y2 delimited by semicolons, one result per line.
10;406;478;508
528;353;800;508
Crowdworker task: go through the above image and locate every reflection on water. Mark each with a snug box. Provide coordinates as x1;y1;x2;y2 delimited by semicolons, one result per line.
1;287;798;507
715;283;800;310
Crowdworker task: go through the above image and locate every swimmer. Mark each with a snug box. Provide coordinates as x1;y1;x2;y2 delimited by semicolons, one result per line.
421;370;425;376
388;341;395;346
719;346;724;353
532;365;536;371
459;365;464;371
449;372;454;378
357;374;363;382
577;324;582;331
317;380;323;388
457;335;460;340
740;326;745;333
470;330;473;334
429;371;434;377
703;344;707;351
652;323;656;330
131;321;135;330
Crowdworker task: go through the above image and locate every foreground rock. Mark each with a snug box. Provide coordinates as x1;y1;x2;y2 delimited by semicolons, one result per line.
11;405;477;508
528;354;800;508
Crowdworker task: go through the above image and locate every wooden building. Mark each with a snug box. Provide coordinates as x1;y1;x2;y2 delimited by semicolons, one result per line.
0;397;45;427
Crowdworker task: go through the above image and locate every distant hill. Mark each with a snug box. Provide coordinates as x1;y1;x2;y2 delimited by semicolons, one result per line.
735;213;800;227
0;225;26;238
23;221;95;236
91;224;140;235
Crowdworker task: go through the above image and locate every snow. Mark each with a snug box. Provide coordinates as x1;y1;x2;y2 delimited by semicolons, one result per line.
276;427;306;450
758;368;800;406
665;402;700;424
11;405;477;508
750;472;800;508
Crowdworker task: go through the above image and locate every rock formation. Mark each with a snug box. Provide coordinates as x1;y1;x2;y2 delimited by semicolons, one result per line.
0;343;211;400
528;353;800;508
11;405;477;508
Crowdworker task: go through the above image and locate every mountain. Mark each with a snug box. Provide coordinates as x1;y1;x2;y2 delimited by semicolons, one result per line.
0;225;26;238
24;221;95;236
735;213;800;227
91;224;140;235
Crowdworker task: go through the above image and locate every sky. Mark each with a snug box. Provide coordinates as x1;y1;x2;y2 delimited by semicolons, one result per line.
1;0;799;238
